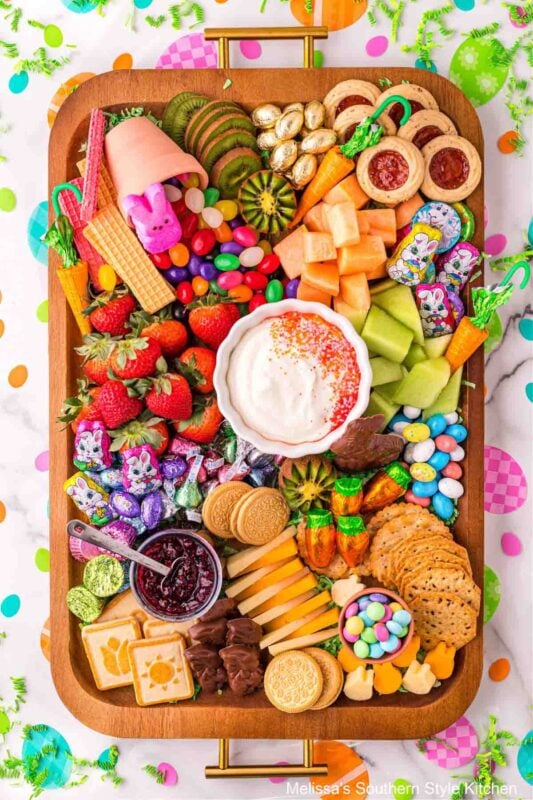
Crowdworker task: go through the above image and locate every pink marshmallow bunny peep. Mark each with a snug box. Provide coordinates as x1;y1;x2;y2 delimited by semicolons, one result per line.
122;182;182;254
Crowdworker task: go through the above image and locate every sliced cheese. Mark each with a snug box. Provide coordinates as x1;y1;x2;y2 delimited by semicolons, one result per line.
226;526;296;578
236;558;303;601
252;590;316;628
268;627;339;656
287;607;339;639
225;561;287;599
252;573;318;616
260;606;328;650
264;591;332;632
237;568;308;616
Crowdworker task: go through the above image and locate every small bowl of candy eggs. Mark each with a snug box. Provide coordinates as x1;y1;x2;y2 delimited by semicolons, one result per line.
338;588;414;664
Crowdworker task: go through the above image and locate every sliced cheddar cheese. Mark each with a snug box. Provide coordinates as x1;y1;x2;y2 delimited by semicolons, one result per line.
226;526;296;578
273;225;307;281
301;260;339;297
287;607;339;639
234;558;304;601
265;591;332;632
268;627;339;656
259;606;328;650
225;560;290;599
252;590;316;628
326;202;360;248
237;568;309;616
247;537;298;573
252;573;318;616
303;231;336;263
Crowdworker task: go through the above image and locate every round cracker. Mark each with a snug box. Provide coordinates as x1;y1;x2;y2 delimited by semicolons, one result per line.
235;488;290;546
201;481;253;538
265;650;323;713
304;647;344;710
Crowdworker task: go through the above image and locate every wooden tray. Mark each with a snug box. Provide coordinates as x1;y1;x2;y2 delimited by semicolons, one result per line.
49;64;484;741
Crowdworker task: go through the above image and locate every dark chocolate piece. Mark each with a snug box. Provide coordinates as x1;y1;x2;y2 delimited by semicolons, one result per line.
226;617;262;646
199;597;237;622
185;643;227;693
189;617;227;646
220;644;264;696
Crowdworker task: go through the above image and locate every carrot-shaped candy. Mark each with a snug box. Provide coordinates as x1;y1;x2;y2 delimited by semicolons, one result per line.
43;183;92;336
290;95;412;228
445;261;531;372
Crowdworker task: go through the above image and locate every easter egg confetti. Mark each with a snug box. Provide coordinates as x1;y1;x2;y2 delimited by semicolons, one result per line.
483;565;501;624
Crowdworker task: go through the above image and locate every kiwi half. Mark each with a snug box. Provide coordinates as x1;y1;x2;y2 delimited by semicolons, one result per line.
162;92;209;149
195;112;256;161
211;148;263;199
186;100;243;155
202;129;260;175
238;170;297;234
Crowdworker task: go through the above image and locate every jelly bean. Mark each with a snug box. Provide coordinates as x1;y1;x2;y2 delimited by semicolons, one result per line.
403;443;417;464
367;602;385;621
214;221;233;243
181;212;198;240
358;611;373;627
164;183;182;202
432;491;454;520
244;271;268;291
444;411;459;424
412;439;435;463
450;445;465;462
172;197;187;216
381;605;393;622
392;609;411;626
191;229;216;256
166;266;189;284
209;280;227;296
369;643;385;659
354;640;370;659
374;623;389;642
192;276;209;296
428;450;450;471
169;242;189;267
176;281;194;304
197;216;209;230
358;597;371;611
345;602;359;618
412;479;439;498
220;241;244;256
204;187;220;207
442;461;462;479
285;278;300;298
369;593;389;603
215;253;240;272
403;422;430;443
239;246;264;268
199;261;217;281
265;279;284;302
98;264;117;292
233;225;258;247
446;423;468;443
386;620;403;636
404;488;431;507
185;187;205;213
228;215;244;230
438;477;464;499
345;615;364;635
217;270;243;290
228;285;253;303
215;199;239;221
150;251;171;269
343;627;360;644
361;627;378;644
257;239;272;256
426;414;448;437
202;206;224;229
257;253;281;275
410;462;436;482
248;293;267;312
381;634;400;653
181;172;200;189
403;405;421;419
435;434;457;453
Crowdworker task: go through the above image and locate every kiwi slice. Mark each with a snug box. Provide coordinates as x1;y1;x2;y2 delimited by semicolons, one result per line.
186;100;244;155
211;147;263;199
202;129;259;175
238;170;297;234
162;92;209;149
195;112;256;161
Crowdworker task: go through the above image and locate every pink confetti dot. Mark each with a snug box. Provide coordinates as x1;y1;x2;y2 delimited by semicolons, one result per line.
269;762;289;783
157;762;178;787
35;450;49;472
366;35;389;58
501;531;522;556
484;445;527;514
484;233;507;256
240;40;262;60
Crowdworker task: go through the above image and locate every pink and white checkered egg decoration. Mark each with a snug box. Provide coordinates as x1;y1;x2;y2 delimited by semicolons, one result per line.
155;33;218;70
484;445;528;514
423;716;479;769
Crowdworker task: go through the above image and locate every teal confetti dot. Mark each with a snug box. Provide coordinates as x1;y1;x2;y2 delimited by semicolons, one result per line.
1;594;21;617
483;565;501;624
9;71;29;94
519;318;533;341
61;0;98;11
415;58;437;73
22;725;72;790
134;0;153;7
314;50;324;68
453;0;475;9
517;730;533;785
528;217;533;247
28;201;49;264
526;383;533;403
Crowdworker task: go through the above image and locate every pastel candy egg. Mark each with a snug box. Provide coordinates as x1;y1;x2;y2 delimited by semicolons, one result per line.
390;413;410;433
345;615;364;636
450;444;465;462
343;626;360;644
432;492;455;520
185;187;205;213
442;462;463;479
426;414;447;437
438;477;464;499
381;634;400;653
369;593;390;603
239;246;264;268
445;423;468;443
369;643;385;659
374;623;389;642
392;419;410;434
403;405;421;419
390;602;402;613
412;479;439;498
233;225;258;247
367;602;385;621
398;626;409;638
354;640;370;659
403;422;430;443
435;434;457;453
412;439;435;463
358;597;371;611
404;489;431;507
217;270;243;289
403;443;417;465
361;627;378;644
428;450;450;471
345;602;359;618
444;411;459;424
386;620;403;636
381;605;393;622
410;462;437;482
201;206;223;229
392;609;411;626
358;611;373;627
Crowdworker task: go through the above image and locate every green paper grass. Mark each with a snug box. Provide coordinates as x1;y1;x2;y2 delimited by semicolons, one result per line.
401;4;455;69
143;763;166;784
450;715;518;800
368;0;407;43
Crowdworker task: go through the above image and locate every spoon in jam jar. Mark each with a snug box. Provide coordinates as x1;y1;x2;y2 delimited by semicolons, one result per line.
67;520;187;591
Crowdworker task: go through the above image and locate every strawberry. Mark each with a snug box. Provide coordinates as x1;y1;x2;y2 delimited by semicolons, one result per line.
144;374;193;421
110;337;163;380
88;292;136;336
178;347;216;394
109;414;169;456
98;380;143;429
58;380;103;432
130;310;188;358
76;333;117;385
188;297;240;350
175;396;223;444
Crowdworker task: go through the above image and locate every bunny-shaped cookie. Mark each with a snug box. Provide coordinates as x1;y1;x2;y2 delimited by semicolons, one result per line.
122;182;182;254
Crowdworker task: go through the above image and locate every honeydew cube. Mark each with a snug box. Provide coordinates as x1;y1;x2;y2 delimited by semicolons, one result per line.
372;283;424;345
392;357;451;409
361;305;413;363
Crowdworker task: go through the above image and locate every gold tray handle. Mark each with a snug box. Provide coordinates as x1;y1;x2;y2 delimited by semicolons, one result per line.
205;738;328;779
204;27;329;69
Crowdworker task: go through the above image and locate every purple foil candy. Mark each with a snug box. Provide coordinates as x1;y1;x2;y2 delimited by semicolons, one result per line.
435;241;480;294
447;290;465;323
169;436;201;458
110;490;141;518
415;282;456;338
218;462;250;483
160;455;188;481
141;490;164;529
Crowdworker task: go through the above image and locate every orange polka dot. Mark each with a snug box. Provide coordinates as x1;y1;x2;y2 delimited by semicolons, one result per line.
8;364;28;388
40;617;51;662
113;53;133;70
0;320;4;338
498;130;520;154
311;742;369;798
0;501;5;523
488;658;510;681
47;72;95;128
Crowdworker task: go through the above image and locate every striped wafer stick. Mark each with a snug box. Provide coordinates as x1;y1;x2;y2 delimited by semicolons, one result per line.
58;177;106;290
78;157;117;209
84;204;175;313
80;109;105;223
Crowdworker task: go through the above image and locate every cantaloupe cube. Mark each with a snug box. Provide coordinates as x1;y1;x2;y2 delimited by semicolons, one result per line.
273;225;307;281
357;209;397;247
324;174;369;209
395;193;424;229
297;279;332;306
325;202;360;248
333;296;368;333
356;211;371;235
303;203;330;233
338;236;387;276
339;273;370;311
302;261;339;297
303;231;336;263
365;261;388;280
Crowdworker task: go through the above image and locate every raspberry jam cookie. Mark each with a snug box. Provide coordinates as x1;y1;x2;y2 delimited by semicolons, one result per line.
324;79;381;128
356;137;425;204
376;84;439;128
421;135;482;202
334;104;397;144
398;110;457;150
